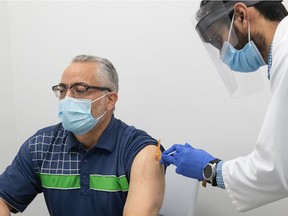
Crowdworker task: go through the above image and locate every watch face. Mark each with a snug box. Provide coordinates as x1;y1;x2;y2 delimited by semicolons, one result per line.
204;164;213;180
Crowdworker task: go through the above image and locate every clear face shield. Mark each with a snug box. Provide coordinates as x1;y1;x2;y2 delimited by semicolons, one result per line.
194;1;265;98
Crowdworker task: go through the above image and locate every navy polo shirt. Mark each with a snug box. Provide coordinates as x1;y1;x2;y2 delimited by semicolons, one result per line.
0;116;159;216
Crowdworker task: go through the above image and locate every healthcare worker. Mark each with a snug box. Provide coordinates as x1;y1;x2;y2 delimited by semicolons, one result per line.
160;0;288;212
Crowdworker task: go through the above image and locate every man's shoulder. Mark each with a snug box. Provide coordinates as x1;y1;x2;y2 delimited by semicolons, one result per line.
114;117;151;139
35;122;63;135
27;122;67;147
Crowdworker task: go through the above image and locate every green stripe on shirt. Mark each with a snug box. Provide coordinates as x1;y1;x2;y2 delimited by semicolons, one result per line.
40;173;81;189
90;175;129;192
39;173;129;191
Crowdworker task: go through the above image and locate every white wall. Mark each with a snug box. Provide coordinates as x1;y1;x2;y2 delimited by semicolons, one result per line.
0;1;287;216
0;2;17;171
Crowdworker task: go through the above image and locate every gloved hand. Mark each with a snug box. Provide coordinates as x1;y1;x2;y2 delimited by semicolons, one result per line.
160;143;216;181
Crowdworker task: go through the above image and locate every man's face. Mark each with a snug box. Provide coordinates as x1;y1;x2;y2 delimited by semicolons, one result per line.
61;63;99;94
209;23;235;50
60;62;107;118
233;21;266;56
233;23;249;50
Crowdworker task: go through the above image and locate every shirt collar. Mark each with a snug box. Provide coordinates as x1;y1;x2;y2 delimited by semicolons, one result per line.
66;132;80;152
66;115;117;152
93;115;117;152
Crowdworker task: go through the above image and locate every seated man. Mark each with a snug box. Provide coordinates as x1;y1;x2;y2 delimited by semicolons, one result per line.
0;55;165;216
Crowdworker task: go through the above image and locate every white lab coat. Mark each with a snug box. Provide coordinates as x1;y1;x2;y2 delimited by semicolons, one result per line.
222;16;288;212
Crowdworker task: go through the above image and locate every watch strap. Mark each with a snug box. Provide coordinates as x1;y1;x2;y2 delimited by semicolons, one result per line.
210;159;221;186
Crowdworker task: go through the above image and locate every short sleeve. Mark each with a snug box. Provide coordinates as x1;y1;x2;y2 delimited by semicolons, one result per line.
0;139;42;213
122;128;159;180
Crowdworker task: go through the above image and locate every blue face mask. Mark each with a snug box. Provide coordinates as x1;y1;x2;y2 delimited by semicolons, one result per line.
220;41;266;72
220;14;266;72
58;94;108;135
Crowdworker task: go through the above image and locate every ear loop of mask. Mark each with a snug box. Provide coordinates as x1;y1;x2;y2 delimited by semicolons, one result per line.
227;13;235;43
227;13;250;44
95;109;108;120
91;92;110;119
91;92;110;103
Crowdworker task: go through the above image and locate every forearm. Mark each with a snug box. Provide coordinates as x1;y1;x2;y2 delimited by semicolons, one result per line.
0;199;11;216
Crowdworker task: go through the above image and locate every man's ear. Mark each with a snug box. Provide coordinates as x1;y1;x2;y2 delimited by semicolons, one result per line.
106;92;118;111
233;3;249;31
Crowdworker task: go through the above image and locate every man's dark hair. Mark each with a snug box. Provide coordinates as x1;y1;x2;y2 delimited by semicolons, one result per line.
200;1;288;21
252;1;287;21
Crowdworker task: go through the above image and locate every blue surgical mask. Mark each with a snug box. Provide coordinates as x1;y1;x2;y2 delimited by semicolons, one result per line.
220;14;266;72
58;93;108;135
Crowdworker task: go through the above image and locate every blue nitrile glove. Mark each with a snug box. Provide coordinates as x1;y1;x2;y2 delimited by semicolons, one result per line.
160;143;216;181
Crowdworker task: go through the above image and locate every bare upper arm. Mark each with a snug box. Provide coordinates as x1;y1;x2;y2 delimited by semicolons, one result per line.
0;198;11;216
123;145;165;216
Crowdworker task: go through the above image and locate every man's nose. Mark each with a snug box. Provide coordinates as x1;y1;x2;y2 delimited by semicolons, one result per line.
65;88;73;97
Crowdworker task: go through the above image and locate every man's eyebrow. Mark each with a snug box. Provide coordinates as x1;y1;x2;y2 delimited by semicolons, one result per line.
72;82;88;86
58;82;89;86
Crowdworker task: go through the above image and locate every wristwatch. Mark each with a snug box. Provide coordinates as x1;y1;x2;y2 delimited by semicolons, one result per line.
203;159;221;186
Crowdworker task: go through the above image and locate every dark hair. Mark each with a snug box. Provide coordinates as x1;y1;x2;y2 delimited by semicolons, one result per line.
200;1;288;21
253;1;287;21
